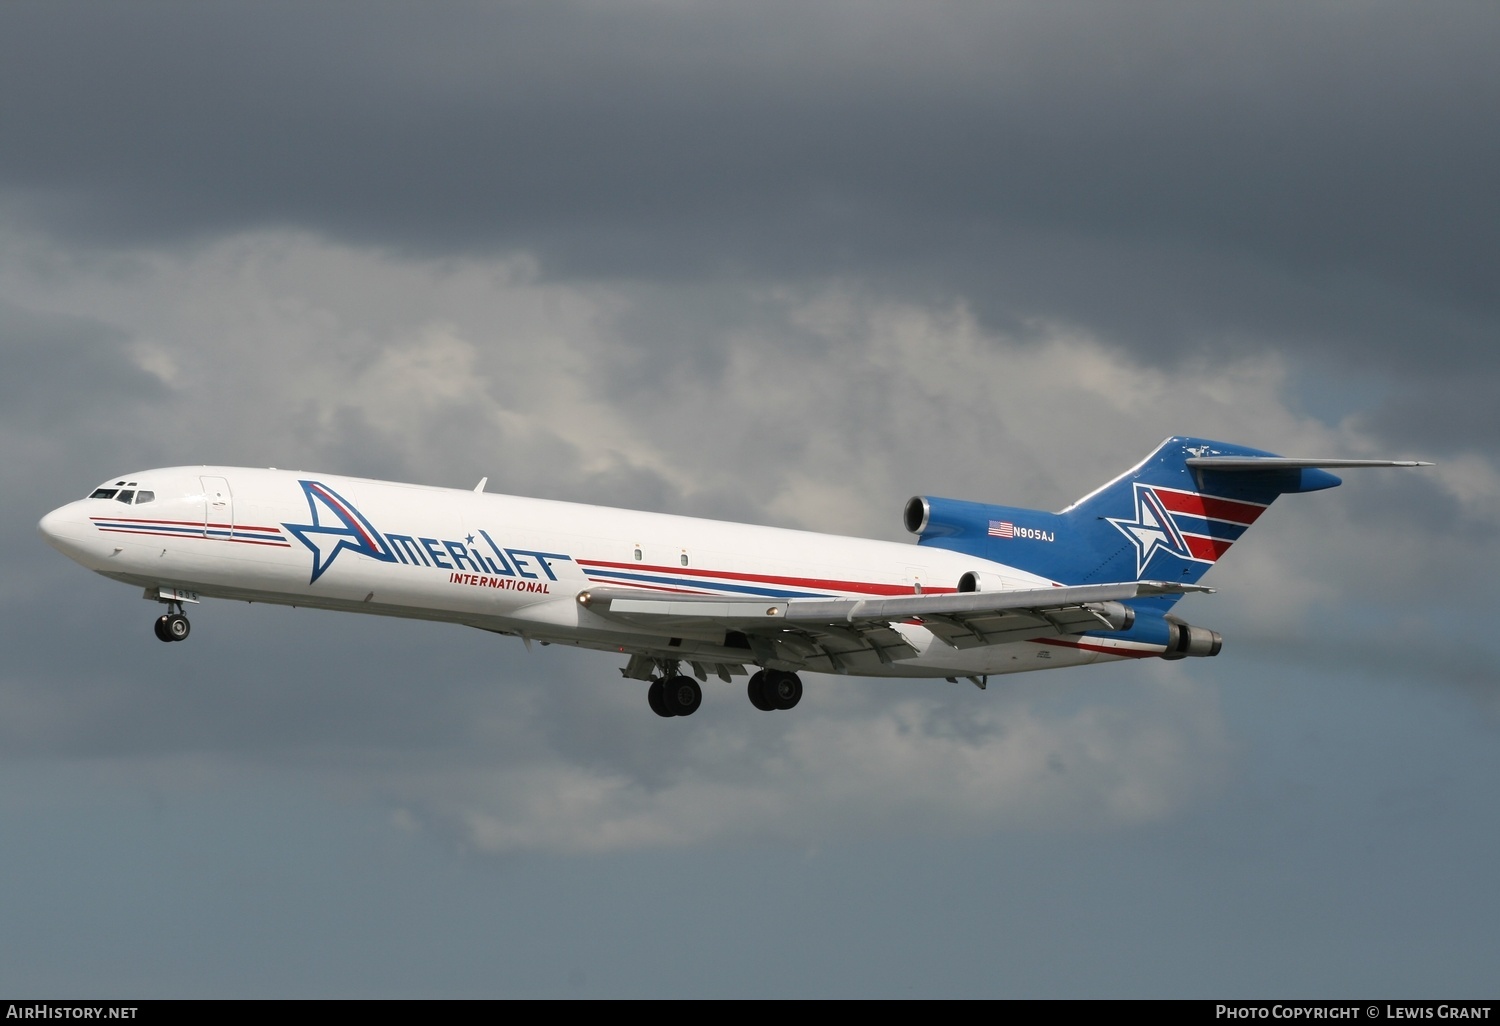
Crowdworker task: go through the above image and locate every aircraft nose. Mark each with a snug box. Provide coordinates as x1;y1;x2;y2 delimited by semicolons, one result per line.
41;500;118;571
39;503;85;554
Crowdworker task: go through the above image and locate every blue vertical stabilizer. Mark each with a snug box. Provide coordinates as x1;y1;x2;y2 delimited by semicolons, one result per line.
907;436;1342;594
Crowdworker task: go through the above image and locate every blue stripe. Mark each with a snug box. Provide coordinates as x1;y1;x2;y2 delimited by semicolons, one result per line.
96;522;202;536
584;567;824;599
96;522;287;543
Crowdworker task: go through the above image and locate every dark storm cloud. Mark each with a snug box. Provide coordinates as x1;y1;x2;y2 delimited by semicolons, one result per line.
0;299;165;428
3;1;1497;385
0;299;171;561
1358;369;1500;449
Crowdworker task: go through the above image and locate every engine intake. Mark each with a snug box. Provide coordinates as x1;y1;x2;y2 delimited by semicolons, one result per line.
903;496;931;535
957;570;1005;593
1085;601;1136;633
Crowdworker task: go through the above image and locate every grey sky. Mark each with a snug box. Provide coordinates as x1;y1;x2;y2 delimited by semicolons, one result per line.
7;10;1496;294
2;1;1496;997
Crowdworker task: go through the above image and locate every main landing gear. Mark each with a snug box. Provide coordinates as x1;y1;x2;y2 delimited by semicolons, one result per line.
648;674;703;718
153;599;191;643
747;669;802;711
636;660;803;717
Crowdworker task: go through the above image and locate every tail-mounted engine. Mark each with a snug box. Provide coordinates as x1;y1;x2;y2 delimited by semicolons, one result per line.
1161;616;1222;659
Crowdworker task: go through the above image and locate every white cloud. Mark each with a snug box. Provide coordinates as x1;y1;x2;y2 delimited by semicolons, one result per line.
388;666;1231;855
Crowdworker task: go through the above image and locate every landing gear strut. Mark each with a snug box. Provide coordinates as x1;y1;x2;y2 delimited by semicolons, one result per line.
747;669;802;711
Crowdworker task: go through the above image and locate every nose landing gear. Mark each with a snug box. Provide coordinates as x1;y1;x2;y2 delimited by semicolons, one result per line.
152;597;192;643
153;612;191;642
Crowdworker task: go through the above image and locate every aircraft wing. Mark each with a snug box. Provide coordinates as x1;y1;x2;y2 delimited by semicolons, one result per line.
578;580;1208;671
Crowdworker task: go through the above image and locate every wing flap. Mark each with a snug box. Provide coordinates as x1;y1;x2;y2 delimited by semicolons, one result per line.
919;605;1116;650
580;580;1202;624
578;580;1207;666
779;580;1204;624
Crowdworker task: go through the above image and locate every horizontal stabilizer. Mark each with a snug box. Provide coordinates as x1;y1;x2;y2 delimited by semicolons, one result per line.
1185;457;1433;469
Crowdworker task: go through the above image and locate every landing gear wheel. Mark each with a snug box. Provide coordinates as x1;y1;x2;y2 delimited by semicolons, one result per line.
766;670;802;710
747;670;776;711
662;675;702;717
648;678;673;718
163;613;190;642
153;614;173;642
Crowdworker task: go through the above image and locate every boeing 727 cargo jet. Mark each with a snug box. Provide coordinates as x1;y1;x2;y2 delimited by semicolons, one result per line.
39;436;1428;717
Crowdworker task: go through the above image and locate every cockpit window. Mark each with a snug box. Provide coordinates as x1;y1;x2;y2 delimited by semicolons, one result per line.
89;483;152;501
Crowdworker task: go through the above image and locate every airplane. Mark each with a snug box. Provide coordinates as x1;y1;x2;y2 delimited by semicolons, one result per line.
38;436;1429;717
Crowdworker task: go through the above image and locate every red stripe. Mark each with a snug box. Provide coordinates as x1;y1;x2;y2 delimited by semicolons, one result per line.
1033;637;1158;658
310;484;380;552
95;527;290;546
575;559;954;597
90;516;284;533
1184;534;1233;561
1151;488;1266;525
584;577;716;596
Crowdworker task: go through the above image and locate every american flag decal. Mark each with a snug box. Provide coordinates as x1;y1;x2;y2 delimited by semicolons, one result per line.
988;520;1015;538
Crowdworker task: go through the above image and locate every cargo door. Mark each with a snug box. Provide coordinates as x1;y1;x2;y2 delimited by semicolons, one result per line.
201;475;234;540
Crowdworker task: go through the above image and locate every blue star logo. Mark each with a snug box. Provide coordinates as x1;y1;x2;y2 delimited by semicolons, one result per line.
283;481;396;584
1106;484;1192;578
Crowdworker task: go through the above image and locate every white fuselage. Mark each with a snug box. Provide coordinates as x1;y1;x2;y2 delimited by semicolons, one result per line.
40;466;1136;679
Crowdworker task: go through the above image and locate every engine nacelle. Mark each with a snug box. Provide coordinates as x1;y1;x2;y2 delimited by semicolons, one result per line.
903;496;934;536
1089;609;1221;658
1161;617;1223;659
959;570;1133;629
904;495;1025;542
1085;601;1136;633
956;570;1006;592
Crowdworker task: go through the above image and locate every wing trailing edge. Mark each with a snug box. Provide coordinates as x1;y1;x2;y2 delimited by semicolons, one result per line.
577;579;1207;627
577;580;1212;666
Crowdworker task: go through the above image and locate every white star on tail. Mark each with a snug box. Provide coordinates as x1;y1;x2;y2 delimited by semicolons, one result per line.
1106;484;1192;577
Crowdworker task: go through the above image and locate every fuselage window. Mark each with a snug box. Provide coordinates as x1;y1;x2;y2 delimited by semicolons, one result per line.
90;488;119;500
